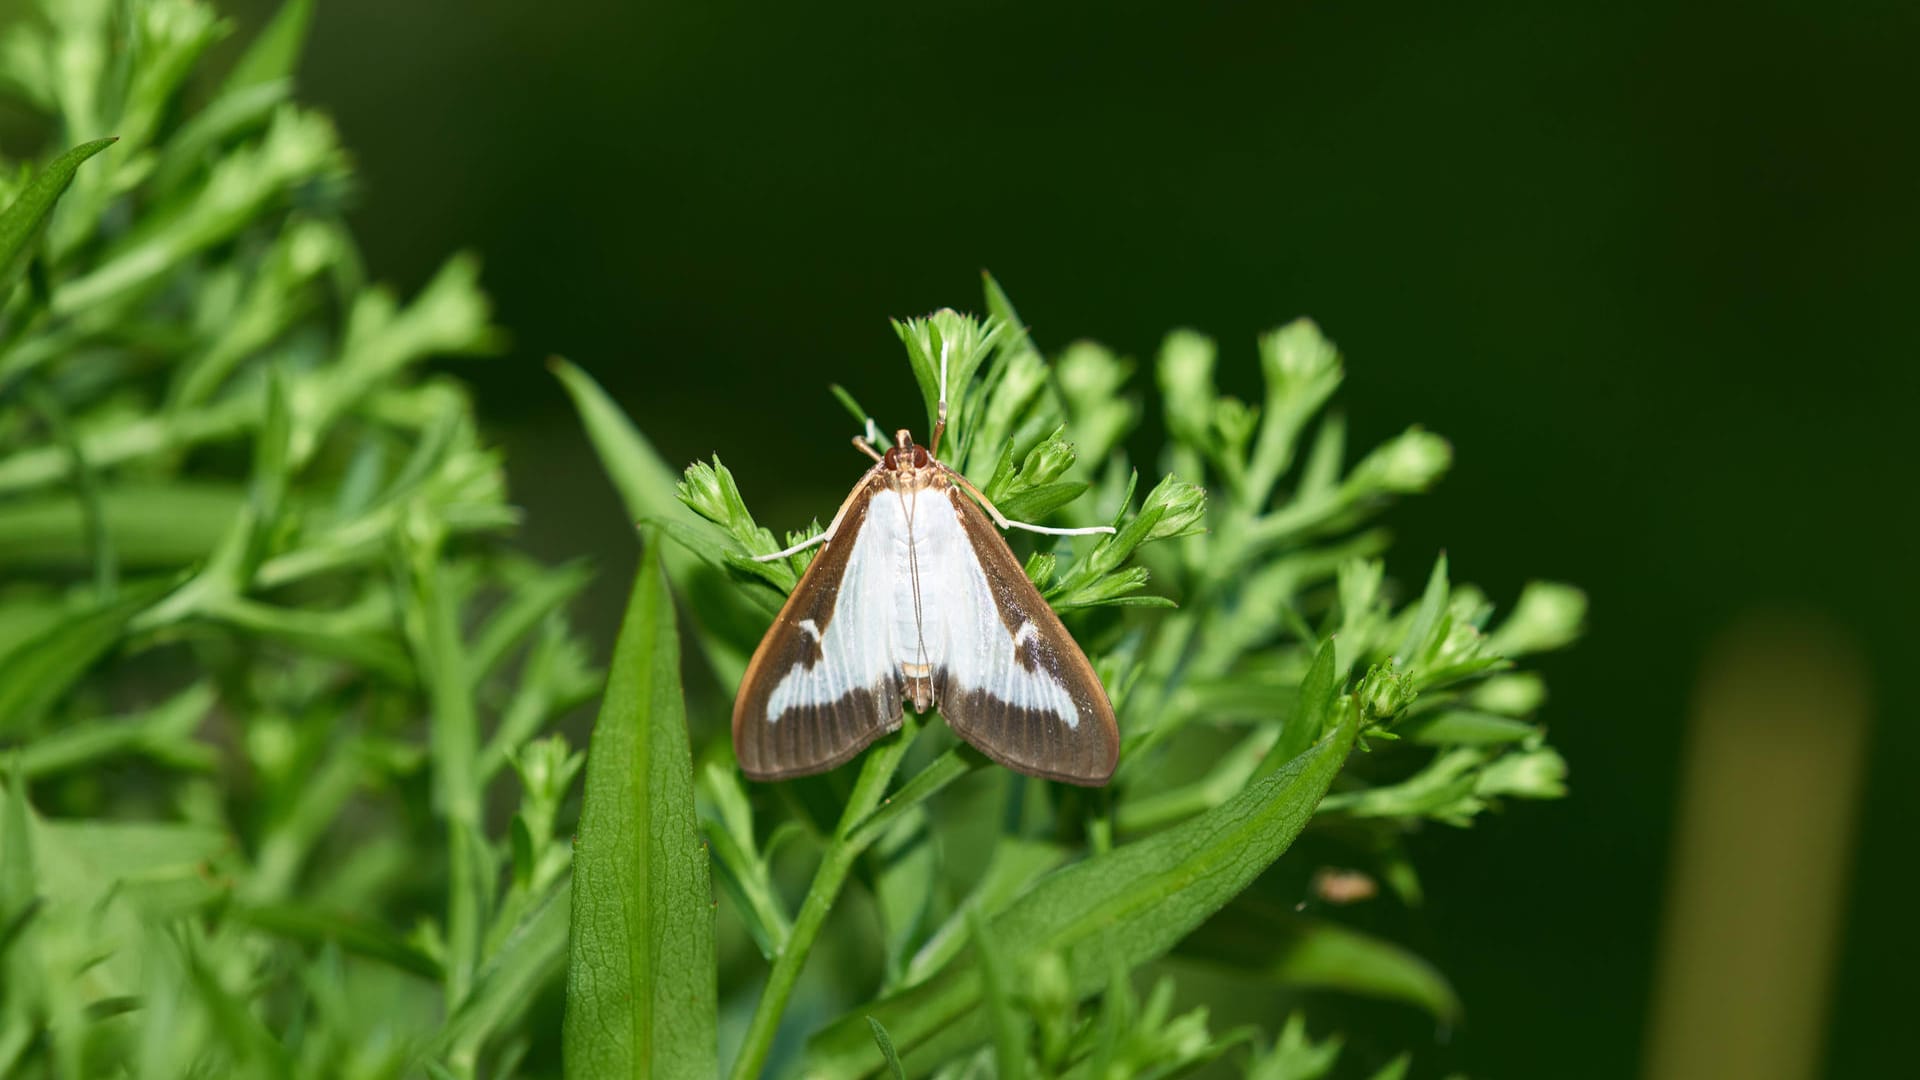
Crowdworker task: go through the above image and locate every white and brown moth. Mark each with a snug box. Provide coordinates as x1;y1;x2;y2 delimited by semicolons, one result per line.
733;356;1120;786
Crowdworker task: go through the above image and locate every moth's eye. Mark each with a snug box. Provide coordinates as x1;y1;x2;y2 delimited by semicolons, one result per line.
913;447;930;467
882;447;900;469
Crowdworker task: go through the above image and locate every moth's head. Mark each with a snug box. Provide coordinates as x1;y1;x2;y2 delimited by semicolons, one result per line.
883;430;932;470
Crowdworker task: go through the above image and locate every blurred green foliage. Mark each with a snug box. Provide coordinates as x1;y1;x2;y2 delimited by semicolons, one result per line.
0;1;592;1076
0;1;1585;1078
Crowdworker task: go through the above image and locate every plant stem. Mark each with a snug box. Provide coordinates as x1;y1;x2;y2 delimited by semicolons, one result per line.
728;716;921;1080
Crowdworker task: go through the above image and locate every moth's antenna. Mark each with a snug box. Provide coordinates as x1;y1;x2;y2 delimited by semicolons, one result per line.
931;338;950;458
851;417;884;462
753;459;887;561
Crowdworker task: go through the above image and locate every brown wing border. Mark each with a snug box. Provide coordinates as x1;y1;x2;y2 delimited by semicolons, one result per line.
732;475;904;781
938;483;1120;786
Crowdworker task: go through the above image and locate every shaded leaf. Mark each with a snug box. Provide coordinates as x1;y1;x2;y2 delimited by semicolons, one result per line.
806;706;1358;1076
1399;709;1537;746
968;905;1027;1080
0;579;171;736
438;881;571;1064
222;0;314;94
0;138;116;302
1179;907;1460;1022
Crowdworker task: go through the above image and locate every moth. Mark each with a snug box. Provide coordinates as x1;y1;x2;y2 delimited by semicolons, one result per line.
732;353;1120;785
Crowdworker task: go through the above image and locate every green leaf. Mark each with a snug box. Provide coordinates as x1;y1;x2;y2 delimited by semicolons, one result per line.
149;79;292;197
1243;319;1346;507
1399;709;1537;746
551;356;764;680
0;765;33;927
830;384;891;449
1317;748;1487;824
847;746;987;852
867;1017;906;1080
0;138;116;303
980;270;1030;353
868;811;938;988
903;836;1066;988
15;681;217;777
995;480;1089;524
1487;581;1588;657
806;708;1359;1075
19;379;116;597
0;483;244;570
1246;1013;1344;1080
563;539;716;1079
466;559;593;688
1366;1052;1413;1080
1475;741;1569;800
1179;907;1461;1022
551;359;699;533
0;579;171;736
1256;640;1338;776
438;880;572;1064
1394;553;1449;668
967;904;1027;1080
223;0;314;94
232;903;442;980
52;111;346;316
894;309;1006;443
34;818;231;906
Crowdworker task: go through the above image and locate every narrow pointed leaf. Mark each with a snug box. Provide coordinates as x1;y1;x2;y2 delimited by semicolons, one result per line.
1257;640;1337;775
551;356;765;676
563;539;716;1079
441;881;572;1064
549;358;699;534
1179;908;1461;1022
805;707;1358;1076
968;905;1027;1080
0;579;171;736
867;1017;906;1080
222;0;314;94
0;138;117;300
1393;554;1449;666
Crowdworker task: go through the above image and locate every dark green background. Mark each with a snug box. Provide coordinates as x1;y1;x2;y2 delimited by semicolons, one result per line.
247;1;1917;1074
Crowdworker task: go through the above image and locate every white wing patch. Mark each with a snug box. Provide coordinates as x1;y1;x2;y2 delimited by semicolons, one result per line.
765;500;902;722
765;484;1081;730
910;492;1081;730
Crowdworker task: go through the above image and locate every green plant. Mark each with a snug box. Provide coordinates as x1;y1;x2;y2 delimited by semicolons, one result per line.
556;288;1582;1079
0;1;1585;1078
0;1;591;1076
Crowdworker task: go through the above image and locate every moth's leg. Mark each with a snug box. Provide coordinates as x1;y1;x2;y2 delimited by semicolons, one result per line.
750;462;887;563
937;463;1117;537
753;531;830;561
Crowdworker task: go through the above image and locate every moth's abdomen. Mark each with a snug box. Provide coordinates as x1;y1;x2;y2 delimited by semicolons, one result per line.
901;661;935;711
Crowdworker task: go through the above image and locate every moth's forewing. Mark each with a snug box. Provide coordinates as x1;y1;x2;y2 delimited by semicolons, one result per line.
732;480;903;780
